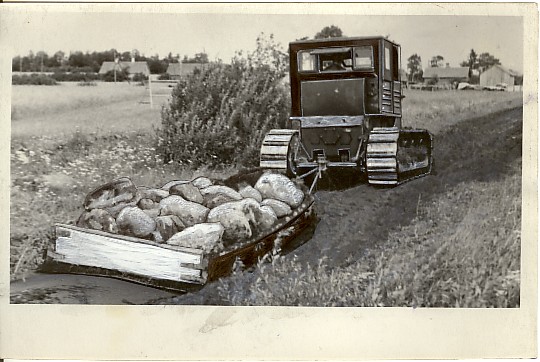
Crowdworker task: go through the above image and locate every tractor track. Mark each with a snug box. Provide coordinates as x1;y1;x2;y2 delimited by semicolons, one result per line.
10;107;523;304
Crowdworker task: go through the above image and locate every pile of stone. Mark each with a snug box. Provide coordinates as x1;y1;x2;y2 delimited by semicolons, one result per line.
76;173;305;253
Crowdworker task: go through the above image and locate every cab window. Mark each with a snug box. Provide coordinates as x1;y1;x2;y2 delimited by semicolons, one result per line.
353;46;373;69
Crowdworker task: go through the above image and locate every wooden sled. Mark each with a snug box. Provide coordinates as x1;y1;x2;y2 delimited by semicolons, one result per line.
41;196;316;293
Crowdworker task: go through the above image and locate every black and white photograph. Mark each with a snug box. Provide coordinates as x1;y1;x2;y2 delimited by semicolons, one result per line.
1;2;537;360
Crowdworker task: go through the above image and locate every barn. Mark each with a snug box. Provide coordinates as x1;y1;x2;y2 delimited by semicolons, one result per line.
98;60;150;78
423;66;469;88
479;64;519;88
166;63;205;80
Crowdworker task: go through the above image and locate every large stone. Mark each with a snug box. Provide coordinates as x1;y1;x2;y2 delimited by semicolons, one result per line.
159;195;209;227
166;223;224;253
208;198;276;235
200;185;243;208
191;177;213;189
137;187;169;203
254;173;304;208
261;198;292;218
155;215;185;242
239;185;263;203
116;206;156;238
169;183;204;204
77;208;118;234
258;205;278;231
207;208;252;243
161;180;189;192
84;177;138;211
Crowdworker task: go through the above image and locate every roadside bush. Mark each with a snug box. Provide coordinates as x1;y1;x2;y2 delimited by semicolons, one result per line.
132;72;148;82
12;74;57;85
101;69;129;82
158;73;171;80
51;71;99;82
156;34;290;168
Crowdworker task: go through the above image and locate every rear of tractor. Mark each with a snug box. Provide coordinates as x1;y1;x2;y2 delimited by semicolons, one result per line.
260;36;432;188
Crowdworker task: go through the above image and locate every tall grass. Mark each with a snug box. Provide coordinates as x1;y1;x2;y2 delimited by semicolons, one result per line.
218;168;521;307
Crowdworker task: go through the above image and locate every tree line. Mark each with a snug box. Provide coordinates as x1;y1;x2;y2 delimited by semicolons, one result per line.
12;49;209;74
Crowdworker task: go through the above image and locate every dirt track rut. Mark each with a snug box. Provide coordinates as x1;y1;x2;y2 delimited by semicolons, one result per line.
10;107;523;304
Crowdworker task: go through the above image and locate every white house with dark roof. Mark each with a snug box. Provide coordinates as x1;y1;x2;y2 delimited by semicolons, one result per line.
479;64;520;88
423;66;469;87
98;60;150;78
166;63;205;80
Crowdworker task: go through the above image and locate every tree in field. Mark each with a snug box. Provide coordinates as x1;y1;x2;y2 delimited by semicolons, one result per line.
460;49;478;78
407;54;423;83
183;52;209;64
314;25;344;39
430;55;445;67
477;52;501;73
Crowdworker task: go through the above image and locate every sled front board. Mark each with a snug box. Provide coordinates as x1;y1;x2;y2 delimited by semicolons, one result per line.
47;224;207;285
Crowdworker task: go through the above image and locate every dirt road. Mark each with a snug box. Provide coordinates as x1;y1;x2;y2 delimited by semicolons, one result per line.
10;107;523;304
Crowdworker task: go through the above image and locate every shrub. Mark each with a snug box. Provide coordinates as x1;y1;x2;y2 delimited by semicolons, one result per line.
158;73;171;80
101;69;129;82
12;74;57;85
156;34;290;168
51;71;99;82
132;72;148;82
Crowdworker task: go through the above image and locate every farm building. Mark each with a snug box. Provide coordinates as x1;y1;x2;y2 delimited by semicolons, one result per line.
423;66;469;88
166;63;205;80
98;60;150;78
479;64;519;88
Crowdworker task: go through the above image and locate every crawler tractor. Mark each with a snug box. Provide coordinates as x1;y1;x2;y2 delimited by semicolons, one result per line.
260;36;433;188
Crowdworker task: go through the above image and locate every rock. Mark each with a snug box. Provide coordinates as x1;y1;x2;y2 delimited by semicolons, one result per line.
169;183;204;204
104;201;139;218
208;198;275;235
137;187;169;203
207;208;252;243
200;185;243;208
161;180;189;191
155;215;185;242
166;223;224;253
258;205;278;231
255;173;304;208
191;176;213;189
159;195;209;227
138;198;158;210
239;185;263;203
261;199;292;218
116;206;156;238
142;208;160;219
77;209;118;234
84;177;138;210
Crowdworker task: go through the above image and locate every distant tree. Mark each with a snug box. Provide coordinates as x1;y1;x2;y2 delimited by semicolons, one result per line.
460;49;478;78
430;55;444;67
407;54;423;83
477;52;501;73
314;25;344;39
183;52;209;64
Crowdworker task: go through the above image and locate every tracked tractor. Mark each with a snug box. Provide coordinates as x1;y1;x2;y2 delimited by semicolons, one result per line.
260;36;432;189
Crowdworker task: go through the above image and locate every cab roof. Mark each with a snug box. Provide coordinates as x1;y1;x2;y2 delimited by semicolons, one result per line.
290;36;399;47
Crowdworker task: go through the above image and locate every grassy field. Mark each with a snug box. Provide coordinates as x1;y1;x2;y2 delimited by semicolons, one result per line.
10;83;523;305
11;82;168;139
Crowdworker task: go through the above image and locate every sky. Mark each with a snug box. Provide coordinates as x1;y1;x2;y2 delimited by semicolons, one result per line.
1;5;524;73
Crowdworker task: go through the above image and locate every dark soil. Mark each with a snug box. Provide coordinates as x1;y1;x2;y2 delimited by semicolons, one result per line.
10;107;523;304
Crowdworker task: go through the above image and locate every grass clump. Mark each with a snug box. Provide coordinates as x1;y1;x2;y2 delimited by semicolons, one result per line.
219;170;521;307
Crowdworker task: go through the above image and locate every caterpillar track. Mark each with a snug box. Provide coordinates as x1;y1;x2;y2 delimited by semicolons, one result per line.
366;127;432;185
259;129;299;173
